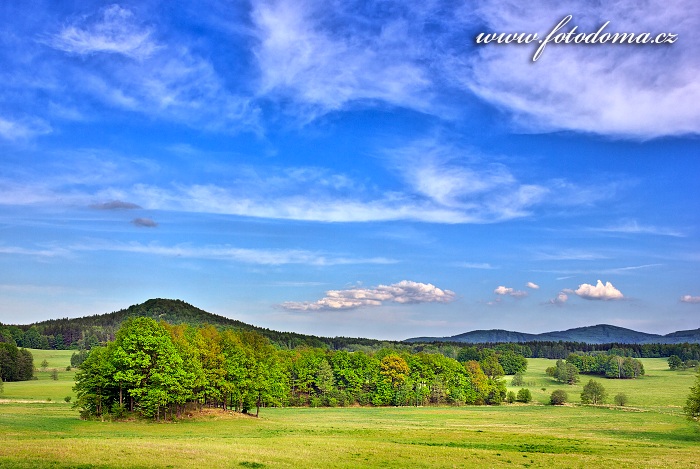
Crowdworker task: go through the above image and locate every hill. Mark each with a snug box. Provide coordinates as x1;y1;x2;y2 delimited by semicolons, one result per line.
406;324;700;344
2;299;384;350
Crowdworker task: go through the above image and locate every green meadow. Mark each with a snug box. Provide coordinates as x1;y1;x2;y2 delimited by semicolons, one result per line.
0;351;698;468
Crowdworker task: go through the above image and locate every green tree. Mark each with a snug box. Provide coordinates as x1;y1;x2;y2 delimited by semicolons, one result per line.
40;359;49;371
51;369;59;381
479;354;504;380
110;317;186;420
580;379;607;405
380;354;409;389
516;388;532;403
498;351;527;375
614;392;628;406
684;369;700;421
550;389;568;405
73;346;116;418
668;355;684;370
511;372;524;387
506;391;516;403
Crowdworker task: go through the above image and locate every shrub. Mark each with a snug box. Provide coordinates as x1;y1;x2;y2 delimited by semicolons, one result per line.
511;372;524;387
64;396;72;403
550;389;568;405
614;393;629;406
506;391;516;404
65;366;72;371
516;388;532;403
51;369;59;381
110;403;127;419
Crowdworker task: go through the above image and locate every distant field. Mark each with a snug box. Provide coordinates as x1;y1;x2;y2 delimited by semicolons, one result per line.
1;349;75;402
0;355;698;468
507;358;698;411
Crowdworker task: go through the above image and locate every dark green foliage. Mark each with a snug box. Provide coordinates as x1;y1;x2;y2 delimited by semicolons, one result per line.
685;370;700;421
549;359;579;385
614;393;629;406
40;359;49;370
0;342;34;382
566;353;644;379
497;351;528;375
74;319;508;420
51;369;59;380
668;355;697;370
580;380;607;405
0;376;3;394
479;354;504;379
550;389;568;405
71;350;89;368
516;388;532;403
64;396;71;403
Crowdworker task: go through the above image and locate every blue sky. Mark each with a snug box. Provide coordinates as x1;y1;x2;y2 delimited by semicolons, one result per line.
1;0;698;340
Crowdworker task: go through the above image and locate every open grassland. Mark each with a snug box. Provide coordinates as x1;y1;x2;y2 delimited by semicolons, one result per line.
1;349;75;402
508;358;698;412
0;355;698;468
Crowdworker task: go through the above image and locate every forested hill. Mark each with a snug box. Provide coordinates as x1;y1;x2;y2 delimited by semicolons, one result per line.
1;299;385;350
407;324;700;344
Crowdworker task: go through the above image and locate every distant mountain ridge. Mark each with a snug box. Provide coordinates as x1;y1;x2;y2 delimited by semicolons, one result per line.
406;324;700;344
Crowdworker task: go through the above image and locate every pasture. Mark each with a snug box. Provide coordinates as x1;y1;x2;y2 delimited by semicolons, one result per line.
0;352;698;468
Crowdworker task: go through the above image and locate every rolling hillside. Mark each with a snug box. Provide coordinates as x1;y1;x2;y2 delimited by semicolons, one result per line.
407;323;700;344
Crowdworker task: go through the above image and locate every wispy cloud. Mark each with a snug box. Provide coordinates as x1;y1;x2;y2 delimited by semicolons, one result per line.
47;5;158;59
251;0;437;121
468;0;700;138
0;245;70;259
281;280;456;311
90;200;141;210
593;220;686;237
531;249;610;261
0;116;52;141
42;5;258;133
456;262;497;270
526;282;540;289
70;241;396;266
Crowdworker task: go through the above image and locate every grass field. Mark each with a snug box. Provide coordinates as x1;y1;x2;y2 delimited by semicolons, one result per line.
0;353;698;468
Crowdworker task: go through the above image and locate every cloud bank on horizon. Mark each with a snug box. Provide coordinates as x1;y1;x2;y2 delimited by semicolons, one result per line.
0;0;698;339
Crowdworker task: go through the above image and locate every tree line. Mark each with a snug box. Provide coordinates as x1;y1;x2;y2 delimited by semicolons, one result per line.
0;342;34;382
73;318;526;420
4;299;699;358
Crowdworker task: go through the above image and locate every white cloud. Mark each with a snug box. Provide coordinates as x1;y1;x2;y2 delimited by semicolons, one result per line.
680;295;700;304
468;0;700;138
281;280;456;311
457;262;497;270
594;220;685;237
70;241;395;267
0;116;52;141
575;280;624;300
548;291;569;305
48;5;158;59
494;285;527;298
44;5;258;133
526;282;539;289
251;0;435;120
